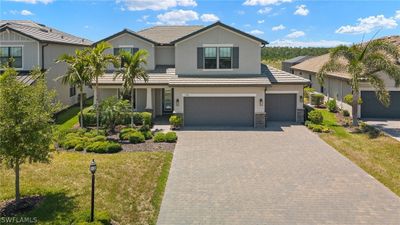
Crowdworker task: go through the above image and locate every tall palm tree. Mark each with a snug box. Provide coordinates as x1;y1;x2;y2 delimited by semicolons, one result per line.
115;49;149;127
317;39;400;126
57;49;91;127
87;41;119;130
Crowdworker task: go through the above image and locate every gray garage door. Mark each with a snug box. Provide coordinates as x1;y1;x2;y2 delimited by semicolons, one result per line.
265;94;297;121
361;91;400;119
184;97;254;127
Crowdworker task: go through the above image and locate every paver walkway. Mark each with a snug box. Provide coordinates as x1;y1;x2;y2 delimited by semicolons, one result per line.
157;123;400;225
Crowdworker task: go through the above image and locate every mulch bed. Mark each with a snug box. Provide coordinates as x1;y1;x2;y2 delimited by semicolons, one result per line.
120;140;175;152
0;196;44;217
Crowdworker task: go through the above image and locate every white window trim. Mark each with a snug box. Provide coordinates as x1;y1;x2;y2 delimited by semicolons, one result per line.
202;45;234;71
0;45;24;70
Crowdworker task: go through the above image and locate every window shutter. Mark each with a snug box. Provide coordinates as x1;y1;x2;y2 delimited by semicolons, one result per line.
233;47;239;69
197;47;204;69
132;48;139;55
113;48;120;55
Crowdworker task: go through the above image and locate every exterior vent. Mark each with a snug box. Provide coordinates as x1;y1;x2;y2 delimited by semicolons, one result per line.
39;28;49;33
61;35;64;39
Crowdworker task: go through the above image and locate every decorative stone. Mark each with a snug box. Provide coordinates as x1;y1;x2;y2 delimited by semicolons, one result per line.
255;113;266;128
297;109;305;123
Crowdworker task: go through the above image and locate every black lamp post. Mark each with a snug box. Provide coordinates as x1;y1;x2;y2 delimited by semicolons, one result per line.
89;159;97;222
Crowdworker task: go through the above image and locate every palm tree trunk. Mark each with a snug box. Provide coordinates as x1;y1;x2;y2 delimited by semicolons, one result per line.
15;160;20;207
79;86;84;128
352;91;359;127
96;77;99;130
131;87;134;128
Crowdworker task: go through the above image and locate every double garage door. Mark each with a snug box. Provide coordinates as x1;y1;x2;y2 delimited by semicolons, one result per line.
184;97;254;127
361;91;400;119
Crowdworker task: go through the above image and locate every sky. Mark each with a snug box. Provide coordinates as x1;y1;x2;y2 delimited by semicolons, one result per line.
1;0;399;47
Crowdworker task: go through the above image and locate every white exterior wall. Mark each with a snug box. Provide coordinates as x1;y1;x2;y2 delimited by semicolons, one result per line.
173;86;266;113
266;84;304;109
155;46;174;65
105;33;155;70
175;26;261;75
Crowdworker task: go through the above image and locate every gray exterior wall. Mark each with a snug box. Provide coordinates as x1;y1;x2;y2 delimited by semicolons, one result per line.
105;33;155;70
175;26;261;75
155;46;174;65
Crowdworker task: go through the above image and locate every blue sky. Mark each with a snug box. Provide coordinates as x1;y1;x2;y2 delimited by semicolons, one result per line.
1;0;399;47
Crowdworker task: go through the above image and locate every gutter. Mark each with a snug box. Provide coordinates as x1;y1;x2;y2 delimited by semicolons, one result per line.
41;43;49;71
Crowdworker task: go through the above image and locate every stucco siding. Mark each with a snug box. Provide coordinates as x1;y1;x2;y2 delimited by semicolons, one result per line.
98;88;118;102
105;33;155;70
135;89;147;112
175;26;261;75
155;46;174;65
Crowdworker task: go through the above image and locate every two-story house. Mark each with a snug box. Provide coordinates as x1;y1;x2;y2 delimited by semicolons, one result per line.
0;20;93;108
94;22;309;128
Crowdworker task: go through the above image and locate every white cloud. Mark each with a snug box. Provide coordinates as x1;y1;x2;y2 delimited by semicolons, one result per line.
156;10;198;25
200;14;219;22
257;20;265;24
136;15;149;22
257;7;272;14
269;39;351;47
294;4;309;16
394;10;400;20
286;30;305;38
20;9;33;15
8;0;53;4
243;0;292;6
117;0;197;11
272;24;285;31
249;29;264;35
336;15;397;34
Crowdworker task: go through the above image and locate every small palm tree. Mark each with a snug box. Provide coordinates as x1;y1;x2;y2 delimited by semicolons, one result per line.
57;49;91;127
317;39;400;126
115;49;149;127
88;41;120;130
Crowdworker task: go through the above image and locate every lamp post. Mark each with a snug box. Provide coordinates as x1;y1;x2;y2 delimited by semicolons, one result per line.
89;159;97;222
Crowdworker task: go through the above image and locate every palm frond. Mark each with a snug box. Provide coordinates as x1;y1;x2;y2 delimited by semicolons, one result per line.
367;73;390;107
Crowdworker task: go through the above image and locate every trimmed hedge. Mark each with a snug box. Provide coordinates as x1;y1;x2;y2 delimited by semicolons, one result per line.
165;132;177;143
86;141;122;154
153;133;166;143
310;93;324;106
128;132;145;144
119;128;137;140
80;108;152;127
308;110;323;125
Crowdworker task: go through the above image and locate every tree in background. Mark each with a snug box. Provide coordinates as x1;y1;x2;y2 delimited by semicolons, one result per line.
57;49;91;127
0;66;59;207
88;42;119;130
317;40;400;126
114;49;149;127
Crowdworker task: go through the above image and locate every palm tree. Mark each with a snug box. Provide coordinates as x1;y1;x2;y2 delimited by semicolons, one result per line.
115;49;149;127
56;49;91;127
87;41;119;130
317;39;400;126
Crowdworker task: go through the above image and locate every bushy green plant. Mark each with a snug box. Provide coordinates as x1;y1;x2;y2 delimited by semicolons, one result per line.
342;110;350;117
142;131;153;140
308;110;323;124
359;122;381;138
310;93;324;107
344;94;363;105
128;132;145;144
142;112;152;126
90;135;107;142
303;87;315;102
169;115;183;128
165;132;177;143
99;96;130;132
326;99;337;112
75;144;85;152
132;113;144;125
107;143;123;153
86;141;109;153
153;132;166;143
119;128;136;140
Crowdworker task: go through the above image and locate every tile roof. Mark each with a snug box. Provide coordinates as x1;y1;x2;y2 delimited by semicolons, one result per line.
263;64;310;84
137;26;204;44
283;56;313;64
0;20;92;46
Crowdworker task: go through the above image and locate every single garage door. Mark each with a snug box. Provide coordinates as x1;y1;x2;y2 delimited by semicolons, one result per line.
184;97;254;127
361;91;400;118
265;94;297;121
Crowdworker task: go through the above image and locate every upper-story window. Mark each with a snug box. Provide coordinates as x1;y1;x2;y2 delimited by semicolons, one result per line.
204;47;217;69
0;47;22;68
198;46;238;70
219;47;232;69
114;47;139;66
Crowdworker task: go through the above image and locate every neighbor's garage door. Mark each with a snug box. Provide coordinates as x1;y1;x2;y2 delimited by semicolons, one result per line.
361;91;400;119
265;94;297;121
184;97;254;127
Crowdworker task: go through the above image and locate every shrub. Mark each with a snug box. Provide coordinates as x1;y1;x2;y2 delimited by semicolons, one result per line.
342;110;350;117
344;94;363;105
119;128;136;140
153;132;166;143
75;144;85;152
90;135;107;142
142;131;153;140
107;143;122;153
308;110;323;125
132;113;144;125
303;87;315;101
312;125;323;133
310;93;324;106
169;115;183;128
86;141;109;153
359;122;381;138
165;132;177;143
142;112;152;126
326;99;337;112
139;124;150;132
305;120;312;127
62;138;82;150
81;107;97;126
73;210;112;225
128;132;145;144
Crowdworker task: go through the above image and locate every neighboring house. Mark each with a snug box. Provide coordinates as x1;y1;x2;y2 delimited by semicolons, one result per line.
291;36;400;119
281;56;313;74
0;20;93;108
94;22;309;128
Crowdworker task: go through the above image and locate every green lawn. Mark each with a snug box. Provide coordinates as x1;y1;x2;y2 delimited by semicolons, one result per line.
55;98;93;132
319;110;400;196
0;151;172;225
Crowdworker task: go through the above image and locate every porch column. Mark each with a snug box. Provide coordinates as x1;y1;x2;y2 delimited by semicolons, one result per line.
145;87;152;110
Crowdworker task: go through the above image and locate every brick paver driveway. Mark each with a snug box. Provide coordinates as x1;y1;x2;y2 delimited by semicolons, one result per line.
157;123;400;225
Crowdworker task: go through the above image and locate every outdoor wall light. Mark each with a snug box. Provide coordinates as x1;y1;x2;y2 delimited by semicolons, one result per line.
259;98;263;106
299;95;303;103
176;98;180;106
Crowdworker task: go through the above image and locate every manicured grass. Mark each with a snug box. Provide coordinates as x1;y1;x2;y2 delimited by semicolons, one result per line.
318;109;400;196
0;151;173;225
55;98;93;132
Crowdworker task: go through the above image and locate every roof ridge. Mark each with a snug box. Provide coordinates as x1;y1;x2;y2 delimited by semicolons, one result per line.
137;25;204;33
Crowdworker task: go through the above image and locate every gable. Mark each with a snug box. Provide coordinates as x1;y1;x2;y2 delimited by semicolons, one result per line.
0;30;36;42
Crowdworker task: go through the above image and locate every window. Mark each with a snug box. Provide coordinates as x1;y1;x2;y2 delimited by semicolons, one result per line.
69;85;76;97
163;88;173;112
0;47;22;68
219;47;232;69
114;47;138;66
204;47;217;69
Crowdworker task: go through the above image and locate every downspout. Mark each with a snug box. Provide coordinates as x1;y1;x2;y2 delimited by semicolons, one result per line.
41;43;49;71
